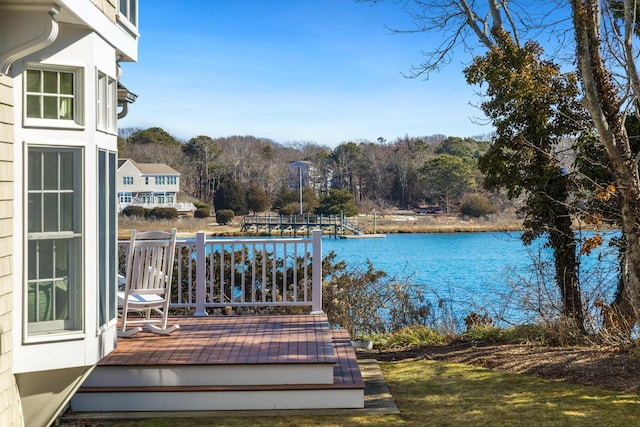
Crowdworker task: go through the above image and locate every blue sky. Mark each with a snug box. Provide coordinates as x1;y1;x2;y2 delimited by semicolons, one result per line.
119;1;490;147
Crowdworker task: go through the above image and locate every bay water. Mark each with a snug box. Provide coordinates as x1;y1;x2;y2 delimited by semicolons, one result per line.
322;231;619;326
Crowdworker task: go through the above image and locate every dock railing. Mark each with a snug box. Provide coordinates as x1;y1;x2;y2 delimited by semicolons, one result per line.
119;230;323;315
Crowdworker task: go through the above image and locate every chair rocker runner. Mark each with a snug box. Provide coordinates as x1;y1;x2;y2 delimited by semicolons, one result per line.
118;228;179;337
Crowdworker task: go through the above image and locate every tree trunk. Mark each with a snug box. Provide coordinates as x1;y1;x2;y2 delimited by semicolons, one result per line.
572;0;640;327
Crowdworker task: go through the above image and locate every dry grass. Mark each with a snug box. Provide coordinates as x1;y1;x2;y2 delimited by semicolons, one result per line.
90;358;640;426
117;213;524;240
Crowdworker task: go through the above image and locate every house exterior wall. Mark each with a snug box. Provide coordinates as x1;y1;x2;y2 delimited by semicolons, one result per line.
12;23;119;374
1;0;139;425
92;0;117;23
118;160;181;194
0;73;22;427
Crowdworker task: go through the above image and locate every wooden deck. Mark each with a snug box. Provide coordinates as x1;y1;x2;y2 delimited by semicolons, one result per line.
71;314;365;412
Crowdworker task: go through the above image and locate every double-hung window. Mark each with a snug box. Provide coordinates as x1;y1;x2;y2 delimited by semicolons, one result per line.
98;150;117;329
122;176;133;185
118;0;138;32
25;67;82;125
97;72;116;133
27;147;83;338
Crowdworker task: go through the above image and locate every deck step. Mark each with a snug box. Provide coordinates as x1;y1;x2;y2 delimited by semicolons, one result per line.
70;317;364;412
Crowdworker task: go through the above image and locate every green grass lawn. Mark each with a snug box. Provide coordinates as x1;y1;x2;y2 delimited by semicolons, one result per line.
97;359;640;427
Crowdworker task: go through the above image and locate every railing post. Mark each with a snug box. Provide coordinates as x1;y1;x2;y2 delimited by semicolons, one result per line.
311;229;323;314
194;231;208;316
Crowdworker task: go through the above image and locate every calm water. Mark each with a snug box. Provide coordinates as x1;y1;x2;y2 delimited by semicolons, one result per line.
322;232;619;324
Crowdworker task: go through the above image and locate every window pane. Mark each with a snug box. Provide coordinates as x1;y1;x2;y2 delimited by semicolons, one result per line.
44;193;59;231
120;0;127;14
43;151;58;190
60;193;73;231
38;281;53;321
60;152;74;190
43;96;57;119
26;70;41;92
26;95;41;118
43;71;57;93
38;240;54;279
28;241;37;280
130;0;137;24
109;152;117;320
28;193;42;233
28;150;41;190
55;239;69;277
27;283;37;323
59;73;73;95
59;98;73;120
54;278;69;320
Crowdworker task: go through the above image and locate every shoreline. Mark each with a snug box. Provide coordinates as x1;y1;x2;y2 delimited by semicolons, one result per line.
118;214;525;239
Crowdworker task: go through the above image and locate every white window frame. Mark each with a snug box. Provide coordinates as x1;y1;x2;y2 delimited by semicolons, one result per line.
119;192;132;204
97;71;117;134
25;146;84;342
122;176;133;185
98;149;118;331
24;64;84;129
117;0;138;34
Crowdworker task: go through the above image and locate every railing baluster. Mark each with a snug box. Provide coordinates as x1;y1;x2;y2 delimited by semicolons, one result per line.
219;243;225;304
311;229;323;314
251;243;257;304
194;232;207;316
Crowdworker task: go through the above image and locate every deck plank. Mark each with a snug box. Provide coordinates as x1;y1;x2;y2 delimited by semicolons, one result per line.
105;314;336;366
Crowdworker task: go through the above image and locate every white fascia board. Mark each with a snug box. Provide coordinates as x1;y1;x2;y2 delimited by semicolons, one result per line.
59;0;138;62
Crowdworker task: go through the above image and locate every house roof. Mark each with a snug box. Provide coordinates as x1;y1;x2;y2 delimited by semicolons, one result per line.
119;158;180;176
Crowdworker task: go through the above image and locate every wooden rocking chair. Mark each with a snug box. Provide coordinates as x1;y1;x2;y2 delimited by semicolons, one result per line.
118;228;179;337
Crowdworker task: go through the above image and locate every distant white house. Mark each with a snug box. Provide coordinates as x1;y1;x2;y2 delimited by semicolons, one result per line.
117;158;195;213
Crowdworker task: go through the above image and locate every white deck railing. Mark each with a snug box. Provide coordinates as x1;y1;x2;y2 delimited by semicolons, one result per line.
119;230;323;315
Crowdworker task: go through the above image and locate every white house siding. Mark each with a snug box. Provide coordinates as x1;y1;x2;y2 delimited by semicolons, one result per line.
0;73;22;427
92;0;117;22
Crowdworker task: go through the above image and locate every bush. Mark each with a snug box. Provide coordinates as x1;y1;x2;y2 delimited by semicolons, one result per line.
216;209;235;225
149;207;179;220
194;207;211;218
460;194;497;217
121;205;145;217
278;206;295;216
378;325;444;349
193;202;211;210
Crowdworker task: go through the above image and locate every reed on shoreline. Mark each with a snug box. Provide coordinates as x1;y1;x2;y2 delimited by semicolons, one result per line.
117;213;524;239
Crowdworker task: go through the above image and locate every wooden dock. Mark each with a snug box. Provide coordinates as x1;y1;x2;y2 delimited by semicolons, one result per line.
240;215;383;238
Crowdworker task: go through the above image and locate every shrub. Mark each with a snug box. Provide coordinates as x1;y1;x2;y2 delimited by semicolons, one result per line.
194;207;211;218
216;209;235;225
193;202;211;210
278;206;295;216
121;205;145;217
149;207;179;220
378;325;444;349
460;194;497;217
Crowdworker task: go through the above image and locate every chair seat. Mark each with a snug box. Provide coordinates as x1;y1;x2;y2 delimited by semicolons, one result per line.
117;290;164;305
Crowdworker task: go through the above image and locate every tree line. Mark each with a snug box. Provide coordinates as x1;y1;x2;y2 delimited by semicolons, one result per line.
118;128;498;217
